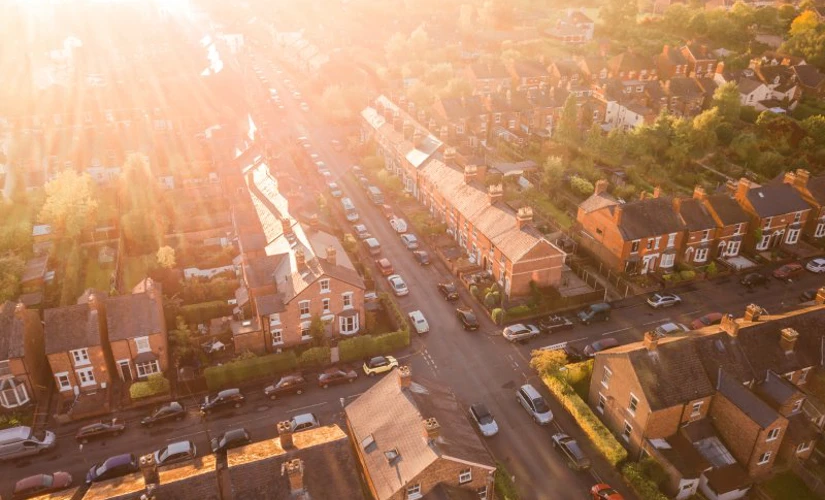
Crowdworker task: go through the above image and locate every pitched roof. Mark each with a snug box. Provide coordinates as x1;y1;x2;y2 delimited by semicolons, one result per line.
705;194;750;226
44;303;102;353
105;291;164;341
0;302;25;360
653;432;710;477
418;160;564;262
608;51;653;74
579;192;617;214
704;463;752;494
755;370;798;407
666;77;704;98
716;370;781;429
469;62;510;79
678;198;716;231
611;197;686;240
437;96;486;120
345;371;495;500
804;175;825;204
512;60;549;78
737;77;765;95
245;254;285;289
793;64;825;88
745;183;810;217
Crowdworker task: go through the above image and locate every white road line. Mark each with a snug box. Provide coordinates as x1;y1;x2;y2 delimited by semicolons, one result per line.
169;429;207;440
642;317;669;326
683;309;701;315
286;401;327;413
567;337;588;343
600;326;630;336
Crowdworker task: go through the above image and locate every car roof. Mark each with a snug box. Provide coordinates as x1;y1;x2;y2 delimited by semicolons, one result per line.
593;338;619;350
218;388;240;396
471;403;490;416
224;428;248;440
378;258;391;265
409;310;425;320
520;384;541;398
166;440;193;454
15;474;50;491
291;413;317;425
104;453;135;467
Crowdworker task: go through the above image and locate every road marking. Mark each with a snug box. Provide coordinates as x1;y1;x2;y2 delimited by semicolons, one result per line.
642;317;668;325
286;401;327;413
172;429;207;440
601;327;629;336
539;341;568;351
590;469;603;484
683;309;701;316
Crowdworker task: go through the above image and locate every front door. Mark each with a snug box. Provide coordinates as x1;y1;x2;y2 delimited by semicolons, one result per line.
642;255;657;274
118;361;132;382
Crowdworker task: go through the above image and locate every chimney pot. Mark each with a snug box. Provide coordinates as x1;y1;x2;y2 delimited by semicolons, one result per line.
423;417;441;440
139;453;160;487
735;178;751;201
516;207;533;229
594;179;609;196
720;313;739;338
295;249;306;268
309;213;319;230
487;184;504;205
643;331;658;351
653;186;662;198
743;303;762;322
693;186;706;200
277;420;294;449
464;165;478;184
780;328;799;353
398;365;411;388
443;148;457;165
794;169;810;189
283;458;304;494
326;246;337;265
815;287;825;305
14;302;26;319
281;217;293;235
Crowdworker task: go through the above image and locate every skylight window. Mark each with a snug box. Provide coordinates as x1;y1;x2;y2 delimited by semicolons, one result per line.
361;434;376;452
384;448;401;465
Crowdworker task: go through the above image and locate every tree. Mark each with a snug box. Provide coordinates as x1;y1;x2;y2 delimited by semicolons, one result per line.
384;32;408;65
407;82;436;108
0;255;24;302
570;176;595;197
712;82;741;123
39;170;99;240
121;209;164;255
802;115;825;144
423;63;454;87
600;0;638;31
156;246;176;269
309;314;328;347
408;25;430;56
690;108;722;151
440;77;473;99
169;316;196;364
555;94;579;145
541;156;565;192
478;0;514;29
321;85;352;121
790;10;819;37
529;348;567;376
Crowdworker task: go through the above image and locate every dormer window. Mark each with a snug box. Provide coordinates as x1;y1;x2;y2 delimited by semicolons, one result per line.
794;211;802;224
792;399;804;413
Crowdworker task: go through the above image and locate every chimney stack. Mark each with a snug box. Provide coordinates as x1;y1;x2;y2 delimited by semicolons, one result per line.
720;313;739;338
672;197;682;214
516;207;533;229
643;331;658;352
440;125;448;139
653;186;662;199
639;191;646;201
423;417;441;440
413;129;425;148
398;365;411;388
743;303;762;322
326;246;337;266
418;110;426;123
283;458;305;494
277;420;294;449
281;217;293;236
693;186;706;200
295;249;306;268
614;205;624;226
429;118;437;131
594;179;608;196
794;169;810;189
403;121;414;140
735;178;751;201
487;184;504;205
464;165;478;184
780;328;799;353
393;114;403;132
139;454;160;488
88;293;103;312
816;287;825;304
443;147;457;165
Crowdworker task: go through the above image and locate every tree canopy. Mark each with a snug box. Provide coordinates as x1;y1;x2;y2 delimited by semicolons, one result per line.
39;170;99;240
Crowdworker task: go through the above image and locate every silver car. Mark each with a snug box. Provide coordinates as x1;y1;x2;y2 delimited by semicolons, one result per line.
469;403;499;437
153;440;197;467
289;413;320;433
502;324;540;343
516;384;553;425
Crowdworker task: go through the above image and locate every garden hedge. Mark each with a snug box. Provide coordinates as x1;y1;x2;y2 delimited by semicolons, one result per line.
204;351;298;391
129;374;171;399
298;347;331;369
621;462;669;500
541;374;628;466
494;461;520;500
379;292;409;333
338;329;411;363
180;300;234;325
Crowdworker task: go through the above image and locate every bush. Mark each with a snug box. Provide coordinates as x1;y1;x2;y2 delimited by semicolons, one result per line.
130;374;171;400
506;305;531;318
338;330;410;363
494;461;520;500
541;374;628;466
679;270;696;281
470;285;479;297
621;461;669;500
379;292;408;332
298;347;331;369
706;261;718;277
180;300;234;325
491;308;505;325
204;351;298;391
570;176;595;197
484;291;501;308
180;277;239;304
661;274;673;282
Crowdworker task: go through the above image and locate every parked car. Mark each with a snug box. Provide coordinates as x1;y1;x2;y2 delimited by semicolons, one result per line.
314;160;326;172
800;289;818;302
153;440;197;467
690;312;725;330
13;472;72;499
289;413;320;433
806;257;825;273
375;258;394;276
456;306;480;331
140;401;185;427
264;374;307;400
653;322;689;337
773;262;803;281
380;204;394;219
390;217;408;233
75;419;125;443
740;272;769;288
211;428;251;454
408;310;430;334
86;453;139;484
577;303;611;324
328;182;342;198
582;338;620;357
591;484;624;500
562;344;586;363
502;323;540;343
646;293;681;309
516;384;553;425
538;315;574;333
318;366;358;388
552;433;591;470
363;356;399;376
353;224;371;240
413;250;430;265
400;233;419;249
437;282;460;300
200;388;245;415
387;274;409;296
0;426;55;461
469;403;499;437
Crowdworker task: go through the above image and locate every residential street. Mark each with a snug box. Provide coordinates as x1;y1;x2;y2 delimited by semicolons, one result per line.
4;55;824;500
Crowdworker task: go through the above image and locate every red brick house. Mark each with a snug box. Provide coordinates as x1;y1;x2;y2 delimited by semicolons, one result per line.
696;187;750;260
607;51;658;82
345;367;496;500
656;45;689;80
728;177;811;251
673;195;717;266
506;60;551;91
781;169;825;241
0;302;48;410
681;43;718;78
430;96;489;145
465;61;512;96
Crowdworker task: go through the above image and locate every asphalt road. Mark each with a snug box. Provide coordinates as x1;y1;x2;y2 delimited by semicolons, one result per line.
6;55;824;500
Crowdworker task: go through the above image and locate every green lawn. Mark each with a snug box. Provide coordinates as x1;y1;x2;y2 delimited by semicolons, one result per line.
122;254;154;290
84;257;114;292
761;472;819;500
522;190;574;230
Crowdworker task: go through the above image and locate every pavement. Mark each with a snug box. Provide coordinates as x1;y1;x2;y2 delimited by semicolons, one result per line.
6;53;825;500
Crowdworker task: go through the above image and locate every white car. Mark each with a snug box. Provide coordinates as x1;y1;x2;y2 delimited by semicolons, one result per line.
646;293;681;309
806;258;825;273
502;323;540;342
353;224;371;240
315;161;327;171
408;310;429;334
400;233;419;250
390;217;408;233
387;274;409;296
653;322;689;338
328;182;342;198
289;413;320;433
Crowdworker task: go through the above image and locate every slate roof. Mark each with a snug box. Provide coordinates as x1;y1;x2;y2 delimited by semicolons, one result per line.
667;77;704;98
745;183;809;217
608;51;653;75
345;371;495;500
704;463;752;494
44;303;102;353
694;332;758;386
469;62;510;80
551;59;583;79
705;194;750;226
611;197;686;241
105;291;164;341
245;254;285;289
716;370;781;429
419;160;564;262
804;175;825;204
656;432;710;477
579;192;617;214
438;96;486;120
737;78;765;95
678;198;716;231
793;64;825;88
254;294;285;315
0;302;25;360
756;370;798;407
512;60;549;78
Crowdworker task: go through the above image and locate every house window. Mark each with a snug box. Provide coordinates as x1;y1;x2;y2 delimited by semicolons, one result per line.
477;486;488;500
342;293;353;309
792;399;804;413
757;451;772;465
815;223;825;238
660;253;675;268
407;484;422;500
270;314;281;327
797;441;812;454
786;228;800;244
459;468;472;484
322;298;331;313
646;240;653;251
508;119;516;130
56;373;71;392
631;240;640;253
299;300;310;318
628;394;638;415
694;247;708;263
736;223;745;235
800;368;811;384
726;239;741;256
0;377;29;409
494;114;501;124
340;315;359;335
272;329;283;345
654;236;662;250
71;348;90;367
767;428;780;442
702;230;711;241
76;367;96;387
319;279;330;293
622;421;632;442
794;211;802;223
667;233;676;248
0;361;8;377
601;367;612;388
134;336;150;353
597;393;606;413
136;360;160;378
456;123;465;134
757;234;770;250
691;401;703;418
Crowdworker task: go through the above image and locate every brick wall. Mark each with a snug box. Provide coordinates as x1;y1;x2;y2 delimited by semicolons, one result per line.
48;346;110;398
388;459;493;500
109;332;168;381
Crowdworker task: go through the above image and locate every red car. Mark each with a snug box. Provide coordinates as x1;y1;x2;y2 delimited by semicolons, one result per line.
772;263;803;281
375;258;394;276
690;312;724;330
591;484;624;500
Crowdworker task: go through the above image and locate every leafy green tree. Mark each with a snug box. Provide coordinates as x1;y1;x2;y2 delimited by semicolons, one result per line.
0;255;24;302
39;170;99;240
362;155;386;173
321;85;352;121
570;176;595;197
440;77;473;99
690;108;722;151
529;348;567;376
802;115;825;143
782;28;825;67
541;156;565;192
712;82;742;123
790;10;819;37
600;0;638;31
555;95;579;145
309;314;328;347
121;209;164;255
407;82;436;108
169;316;196;364
156;246;176;269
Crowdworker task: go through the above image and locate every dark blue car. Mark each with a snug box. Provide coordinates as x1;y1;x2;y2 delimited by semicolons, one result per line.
86;453;139;484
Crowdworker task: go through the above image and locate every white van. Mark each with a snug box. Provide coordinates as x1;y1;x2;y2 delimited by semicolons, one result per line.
0;426;56;461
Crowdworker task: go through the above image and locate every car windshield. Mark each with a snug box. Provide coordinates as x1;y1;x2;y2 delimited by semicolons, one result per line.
474;407;493;424
95;462;111;476
533;397;550;413
158;448;170;462
444;283;456;292
41;475;54;487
